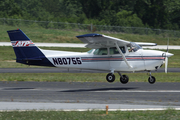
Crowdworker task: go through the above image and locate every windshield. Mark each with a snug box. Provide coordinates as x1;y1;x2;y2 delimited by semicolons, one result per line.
128;42;142;52
87;49;94;54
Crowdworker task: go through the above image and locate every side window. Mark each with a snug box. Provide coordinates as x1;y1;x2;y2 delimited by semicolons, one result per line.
94;48;107;55
110;47;126;55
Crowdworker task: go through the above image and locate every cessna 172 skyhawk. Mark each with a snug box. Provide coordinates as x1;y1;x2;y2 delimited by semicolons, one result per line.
7;29;173;84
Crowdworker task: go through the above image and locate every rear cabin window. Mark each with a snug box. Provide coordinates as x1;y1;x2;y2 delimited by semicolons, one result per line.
93;48;107;55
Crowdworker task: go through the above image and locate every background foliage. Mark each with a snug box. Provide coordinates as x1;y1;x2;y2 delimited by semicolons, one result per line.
0;0;180;30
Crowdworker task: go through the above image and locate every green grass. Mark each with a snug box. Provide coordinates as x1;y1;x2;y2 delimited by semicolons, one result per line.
1;72;180;82
1;25;180;45
0;109;180;120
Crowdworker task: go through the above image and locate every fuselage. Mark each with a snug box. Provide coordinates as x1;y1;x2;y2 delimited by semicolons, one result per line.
41;47;172;72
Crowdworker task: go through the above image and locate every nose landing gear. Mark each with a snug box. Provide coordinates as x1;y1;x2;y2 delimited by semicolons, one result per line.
148;72;156;84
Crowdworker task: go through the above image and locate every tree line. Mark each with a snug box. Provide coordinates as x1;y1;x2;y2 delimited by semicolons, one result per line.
0;0;180;30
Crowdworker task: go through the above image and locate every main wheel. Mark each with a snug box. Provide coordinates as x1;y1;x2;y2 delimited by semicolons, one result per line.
106;73;115;83
148;76;156;84
120;75;129;84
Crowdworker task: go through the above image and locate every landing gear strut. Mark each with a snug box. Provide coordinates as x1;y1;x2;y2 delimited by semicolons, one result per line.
148;71;156;84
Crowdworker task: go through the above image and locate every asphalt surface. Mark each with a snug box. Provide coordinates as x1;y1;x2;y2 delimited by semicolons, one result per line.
0;67;180;110
0;68;180;73
0;82;180;110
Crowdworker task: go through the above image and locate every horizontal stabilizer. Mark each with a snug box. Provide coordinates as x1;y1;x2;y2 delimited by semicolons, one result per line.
16;58;42;61
135;42;157;46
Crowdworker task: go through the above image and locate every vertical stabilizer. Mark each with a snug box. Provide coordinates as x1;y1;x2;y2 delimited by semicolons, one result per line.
7;29;54;67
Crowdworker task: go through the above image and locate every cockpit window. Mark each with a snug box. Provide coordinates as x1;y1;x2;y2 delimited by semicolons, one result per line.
110;47;126;55
128;42;142;52
93;48;107;55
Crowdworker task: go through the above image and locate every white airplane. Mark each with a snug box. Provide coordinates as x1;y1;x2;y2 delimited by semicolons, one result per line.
7;29;173;84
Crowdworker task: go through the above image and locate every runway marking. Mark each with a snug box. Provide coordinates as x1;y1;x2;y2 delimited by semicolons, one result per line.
1;108;180;112
94;90;180;93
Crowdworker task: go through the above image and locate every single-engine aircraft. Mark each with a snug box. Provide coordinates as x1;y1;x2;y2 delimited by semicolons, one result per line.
7;29;173;84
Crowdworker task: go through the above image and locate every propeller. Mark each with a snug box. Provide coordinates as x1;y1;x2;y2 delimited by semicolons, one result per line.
165;38;169;73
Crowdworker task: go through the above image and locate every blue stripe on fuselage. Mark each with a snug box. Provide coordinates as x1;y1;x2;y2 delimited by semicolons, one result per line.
81;56;164;62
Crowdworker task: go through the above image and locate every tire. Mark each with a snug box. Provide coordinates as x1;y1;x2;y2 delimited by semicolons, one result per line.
106;73;115;83
148;76;156;84
120;75;129;84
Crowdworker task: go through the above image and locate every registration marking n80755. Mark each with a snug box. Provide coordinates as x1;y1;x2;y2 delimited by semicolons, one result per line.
52;57;82;65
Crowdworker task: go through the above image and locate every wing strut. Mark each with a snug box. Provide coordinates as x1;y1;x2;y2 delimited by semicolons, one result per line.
115;42;133;68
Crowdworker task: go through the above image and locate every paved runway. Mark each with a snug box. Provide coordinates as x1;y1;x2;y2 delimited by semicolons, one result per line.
0;68;180;73
0;82;180;110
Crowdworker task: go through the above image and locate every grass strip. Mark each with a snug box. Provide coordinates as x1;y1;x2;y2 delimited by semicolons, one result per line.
0;72;180;82
0;109;180;120
1;25;180;45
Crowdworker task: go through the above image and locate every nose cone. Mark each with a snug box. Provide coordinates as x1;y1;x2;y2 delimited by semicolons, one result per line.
166;52;174;57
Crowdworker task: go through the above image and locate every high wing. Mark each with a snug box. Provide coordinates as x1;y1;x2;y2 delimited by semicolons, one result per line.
76;33;157;48
76;34;130;48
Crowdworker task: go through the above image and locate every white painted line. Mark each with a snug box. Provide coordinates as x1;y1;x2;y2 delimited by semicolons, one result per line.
1;108;180;112
1;42;180;49
61;108;180;111
143;45;180;50
94;90;180;93
0;102;179;112
0;42;86;48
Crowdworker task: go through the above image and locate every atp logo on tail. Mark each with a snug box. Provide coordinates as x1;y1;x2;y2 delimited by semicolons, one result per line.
11;41;35;47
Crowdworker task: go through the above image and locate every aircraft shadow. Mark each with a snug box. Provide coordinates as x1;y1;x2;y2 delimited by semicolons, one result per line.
59;87;137;92
2;88;35;90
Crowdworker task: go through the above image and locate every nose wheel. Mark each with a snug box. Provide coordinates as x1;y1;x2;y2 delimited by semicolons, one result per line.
148;72;156;84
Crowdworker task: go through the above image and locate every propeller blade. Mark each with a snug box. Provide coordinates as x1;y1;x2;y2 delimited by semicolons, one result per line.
165;38;169;73
167;38;169;53
165;56;168;73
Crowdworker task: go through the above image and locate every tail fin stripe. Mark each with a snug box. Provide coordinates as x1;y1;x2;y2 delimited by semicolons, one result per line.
11;41;35;47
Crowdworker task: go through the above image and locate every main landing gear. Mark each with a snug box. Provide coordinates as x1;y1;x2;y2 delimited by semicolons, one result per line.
106;72;129;84
106;71;156;84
